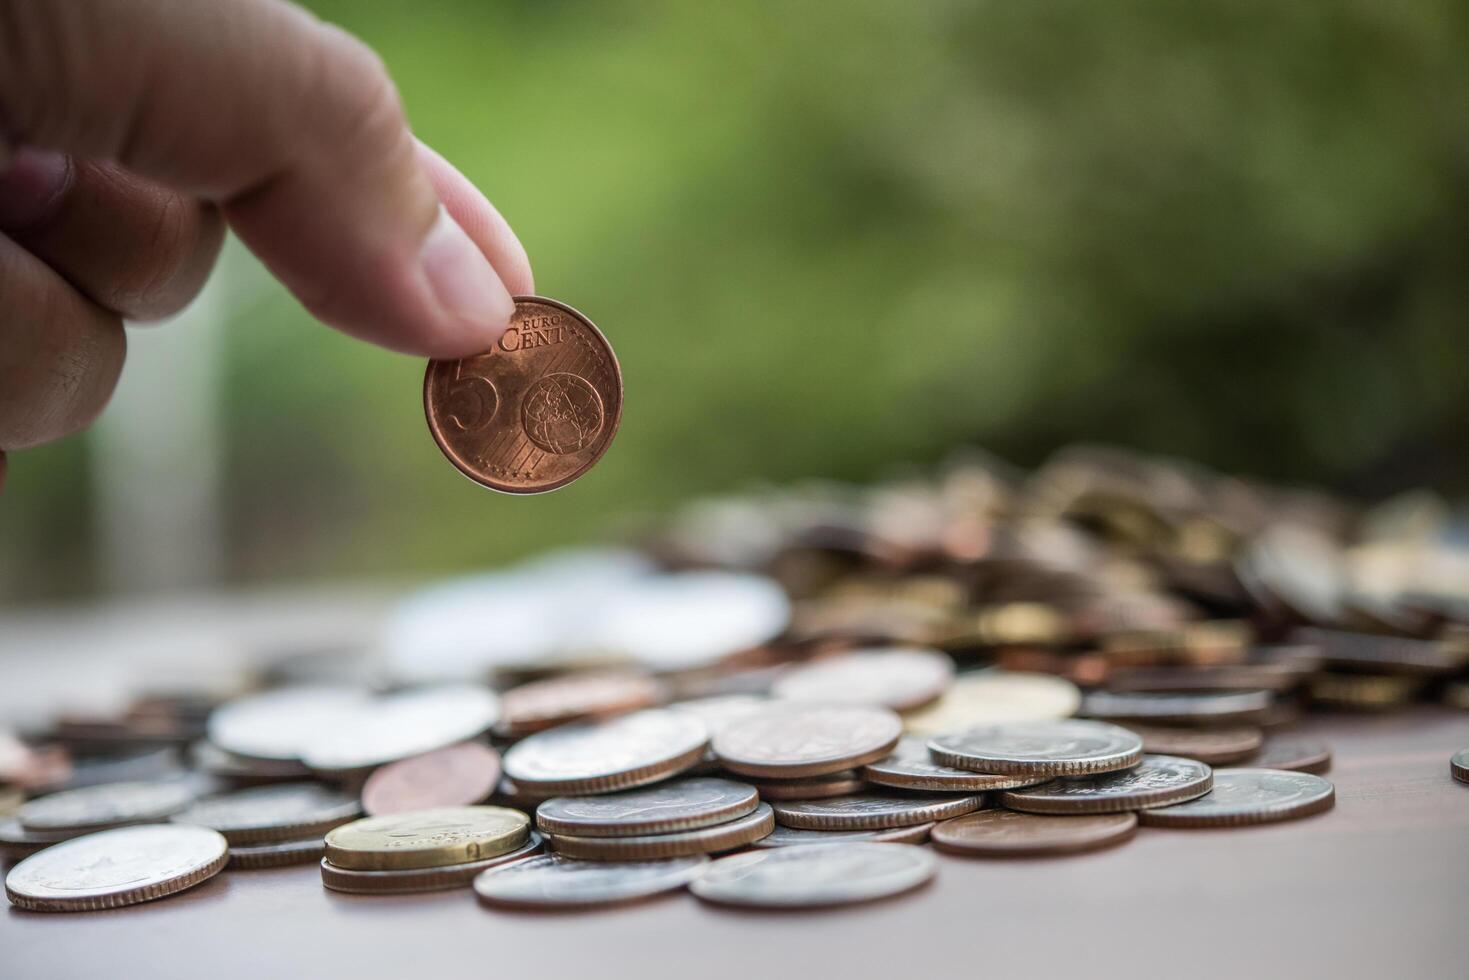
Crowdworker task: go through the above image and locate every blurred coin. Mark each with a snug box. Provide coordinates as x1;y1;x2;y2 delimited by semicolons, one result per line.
1308;673;1425;710
502;709;708;795
172;783;360;844
497;672;662;737
302;685;500;773
0;785;21;815
190;740;310;783
474;853;708;909
5;824;227;912
747;770;867;800
1138;768;1334;827
862;737;1049;792
492;777;557;810
1124;725;1264;765
713;704;901;779
1236;524;1345;624
596;571;790;672
548;803;774;860
1000;755;1212;814
1081;689;1273;726
1444;681;1469;711
931;809;1137;857
772;647;954;712
902;672;1080;735
771;791;983;830
1104;664;1302;693
1245;739;1332;774
1293;627;1469;675
19;780;196;832
667;695;770;737
325;806;529;871
228;836;327;870
1453;749;1468;785
322;835;542;894
207;686;372;763
536;777;758;837
424;296;622;494
690;842;934;909
361;743;501;817
928;720;1143;776
750;822;932;848
0;817;78;859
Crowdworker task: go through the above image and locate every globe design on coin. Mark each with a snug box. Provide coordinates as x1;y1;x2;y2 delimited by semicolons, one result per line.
521;373;603;454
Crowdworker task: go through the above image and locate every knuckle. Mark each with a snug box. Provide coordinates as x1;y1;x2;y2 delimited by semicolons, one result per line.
312;26;411;161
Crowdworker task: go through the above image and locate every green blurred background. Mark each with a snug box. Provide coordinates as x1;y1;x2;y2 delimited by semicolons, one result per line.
4;0;1468;602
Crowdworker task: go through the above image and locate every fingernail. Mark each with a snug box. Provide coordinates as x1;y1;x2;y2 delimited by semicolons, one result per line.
0;147;71;231
419;207;514;346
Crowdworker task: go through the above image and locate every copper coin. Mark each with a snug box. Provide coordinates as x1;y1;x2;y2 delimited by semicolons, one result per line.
747;770;867;800
750;822;933;848
228;836;327;869
361;743;501;816
999;755;1212;814
862;737;1048;792
497;673;663;737
931;809;1137;857
424;296;622;494
1453;749;1468;785
772;647;955;712
535;778;759;837
928;720;1143;777
770;792;984;830
547;803;774;860
1124;725;1264;765
712;704;902;779
321;834;542;894
1138;768;1335;827
1245;739;1332;774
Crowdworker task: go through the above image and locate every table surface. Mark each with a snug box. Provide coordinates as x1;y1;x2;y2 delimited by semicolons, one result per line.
3;704;1466;980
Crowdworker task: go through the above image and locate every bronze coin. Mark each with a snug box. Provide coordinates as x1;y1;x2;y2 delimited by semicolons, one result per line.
361;743;502;817
747;770;867;800
1124;725;1264;765
931;809;1137;857
547;803;774;860
497;673;662;738
1247;739;1332;774
770;792;984;830
999;755;1212;815
424;296;622;494
1138;768;1334;827
712;704;902;779
750;822;933;848
1453;749;1468;785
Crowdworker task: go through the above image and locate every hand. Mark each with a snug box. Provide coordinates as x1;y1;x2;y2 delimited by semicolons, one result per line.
0;0;534;492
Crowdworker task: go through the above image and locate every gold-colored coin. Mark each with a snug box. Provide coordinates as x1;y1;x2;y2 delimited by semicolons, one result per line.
324;806;529;871
321;835;542;893
903;672;1080;735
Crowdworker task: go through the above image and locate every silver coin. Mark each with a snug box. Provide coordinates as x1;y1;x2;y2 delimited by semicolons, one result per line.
1000;755;1213;814
1138;768;1336;827
536;778;759;837
207;686;373;762
770;791;983;830
473;853;709;909
5;824;228;912
1080;690;1273;725
502;709;709;794
712;703;903;779
301;685;500;773
667;695;770;737
595;571;790;672
862;737;1048;791
690;842;935;908
772;647;955;711
547;804;774;860
928;720;1143;776
747;769;867;800
751;822;933;848
172;783;361;843
228;836;327;870
19;780;197;832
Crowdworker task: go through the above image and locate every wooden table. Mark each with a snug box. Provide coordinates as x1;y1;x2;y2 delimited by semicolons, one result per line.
4;705;1466;980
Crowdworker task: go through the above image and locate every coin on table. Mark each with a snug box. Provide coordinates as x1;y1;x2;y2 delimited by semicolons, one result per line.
361;743;501;816
931;809;1137;857
772;647;955;712
5;824;227;912
322;834;542;894
902;672;1081;735
1124;725;1264;765
172;783;360;843
1293;627;1469;674
502;709;708;795
690;842;935;909
862;736;1049;792
19;780;196;832
425;296;622;494
228;836;327;870
0;816;77;859
1247;739;1332;774
746;770;867;800
1308;673;1425;710
750;822;933;848
536;777;758;837
667;695;770;737
1451;749;1468;785
928;720;1143;777
1000;755;1212;815
473;853;708;909
207;686;373;763
190;739;311;783
712;703;902;779
301;684;500;773
548;803;773;860
497;673;662;737
770;791;983;830
1081;689;1274;726
325;806;530;870
1138;768;1335;827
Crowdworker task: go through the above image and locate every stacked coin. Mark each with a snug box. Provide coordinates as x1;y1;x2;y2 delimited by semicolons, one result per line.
172;783;361;869
320;806;537;894
535;778;773;859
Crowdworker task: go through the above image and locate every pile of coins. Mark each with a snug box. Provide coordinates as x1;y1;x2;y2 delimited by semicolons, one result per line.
4;443;1469;912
